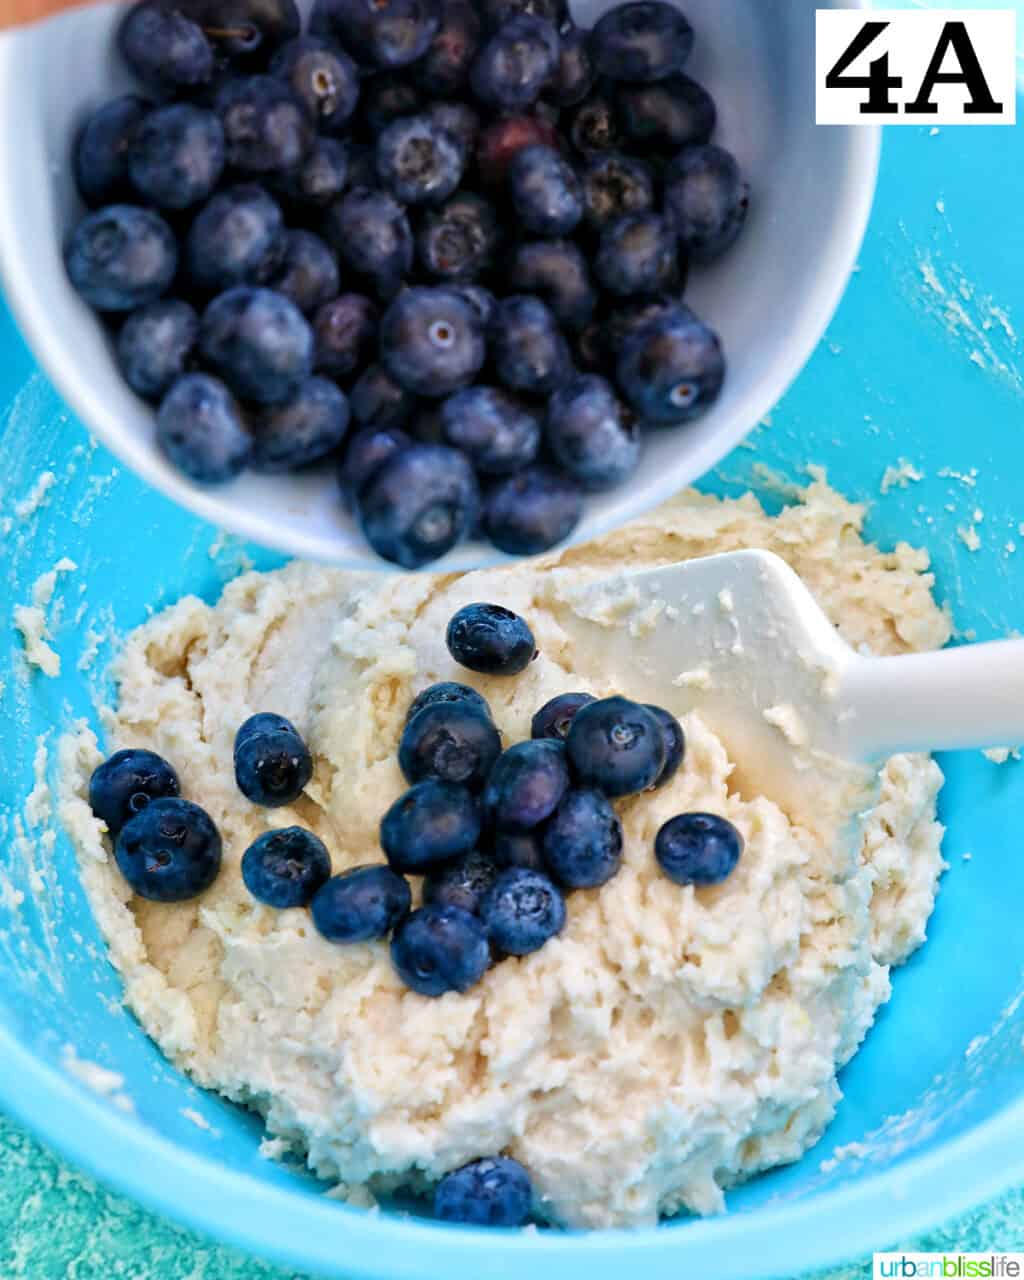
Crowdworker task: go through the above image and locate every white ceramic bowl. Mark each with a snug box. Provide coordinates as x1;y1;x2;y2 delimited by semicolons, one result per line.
0;0;877;569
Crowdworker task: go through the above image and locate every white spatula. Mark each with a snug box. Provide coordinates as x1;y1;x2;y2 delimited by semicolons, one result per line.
557;550;1024;832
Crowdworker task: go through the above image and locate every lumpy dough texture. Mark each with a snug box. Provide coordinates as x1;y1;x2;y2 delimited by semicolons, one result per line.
61;476;950;1228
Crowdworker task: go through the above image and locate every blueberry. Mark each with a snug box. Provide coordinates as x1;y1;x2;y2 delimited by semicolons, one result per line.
310;0;441;69
313;293;378;380
380;780;481;872
483;465;583;556
446;602;536;675
414;0;482;96
492;829;545;872
407;682;491;723
234;712;313;806
357;443;479;567
541;787;622;889
475;114;560;187
616;74;716;151
450;284;498;329
398;699;501;789
417;193;501;284
115;797;222;902
470;16;561;111
376;114;467;207
509;145;583;238
481;0;565;29
269;36;360;133
546;373;640;491
74;95;152;208
272;136;350;210
655;812;742;886
490;295;572;396
236;711;293;736
358;72;425;137
349;365;417;429
423;849;499;915
380;288;485;398
391;903;490;996
483;739;568;833
440;388;540;477
242;826;332;907
324;187;413;300
253;376;350;472
127;104;224;211
200;0;301;67
157;373;253;483
435;1156;532;1226
311;865;412;940
89;747;181;836
215;76;314;175
199;286;314;405
580;150;655;232
664;143;750;263
270;231;340;315
65;205;177;313
481;866;565;955
591;1;694;83
545;23;595;107
117;1;214;95
565;695;665;796
339;426;411;510
184;184;285;293
595;212;678;297
644;704;685;789
603;293;679;355
579;292;691;371
568;91;621;155
117;299;199;401
506;240;595;333
616;304;724;425
424;102;482;156
530;691;595;742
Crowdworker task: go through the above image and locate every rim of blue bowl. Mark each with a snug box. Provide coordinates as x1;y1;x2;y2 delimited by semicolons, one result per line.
2;1013;1024;1280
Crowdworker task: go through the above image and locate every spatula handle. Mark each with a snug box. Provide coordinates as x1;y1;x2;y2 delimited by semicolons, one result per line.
843;638;1024;757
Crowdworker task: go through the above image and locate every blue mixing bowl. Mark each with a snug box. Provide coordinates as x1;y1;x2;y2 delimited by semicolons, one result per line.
2;124;1024;1280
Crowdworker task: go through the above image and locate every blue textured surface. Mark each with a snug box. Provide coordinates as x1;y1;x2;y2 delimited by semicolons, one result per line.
2;119;1024;1280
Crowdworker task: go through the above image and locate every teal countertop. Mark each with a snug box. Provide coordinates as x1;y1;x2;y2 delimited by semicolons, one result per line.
2;1108;1023;1279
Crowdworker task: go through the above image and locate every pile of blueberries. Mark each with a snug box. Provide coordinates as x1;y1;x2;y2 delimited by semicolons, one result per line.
88;601;744;1227
90;600;744;976
66;0;749;568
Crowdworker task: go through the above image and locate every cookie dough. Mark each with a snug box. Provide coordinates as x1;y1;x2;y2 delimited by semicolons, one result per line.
60;476;950;1228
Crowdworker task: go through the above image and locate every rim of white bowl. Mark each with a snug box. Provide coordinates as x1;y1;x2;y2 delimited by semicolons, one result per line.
0;9;881;571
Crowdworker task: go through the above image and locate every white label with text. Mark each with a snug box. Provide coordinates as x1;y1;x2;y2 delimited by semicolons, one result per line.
816;9;1017;125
